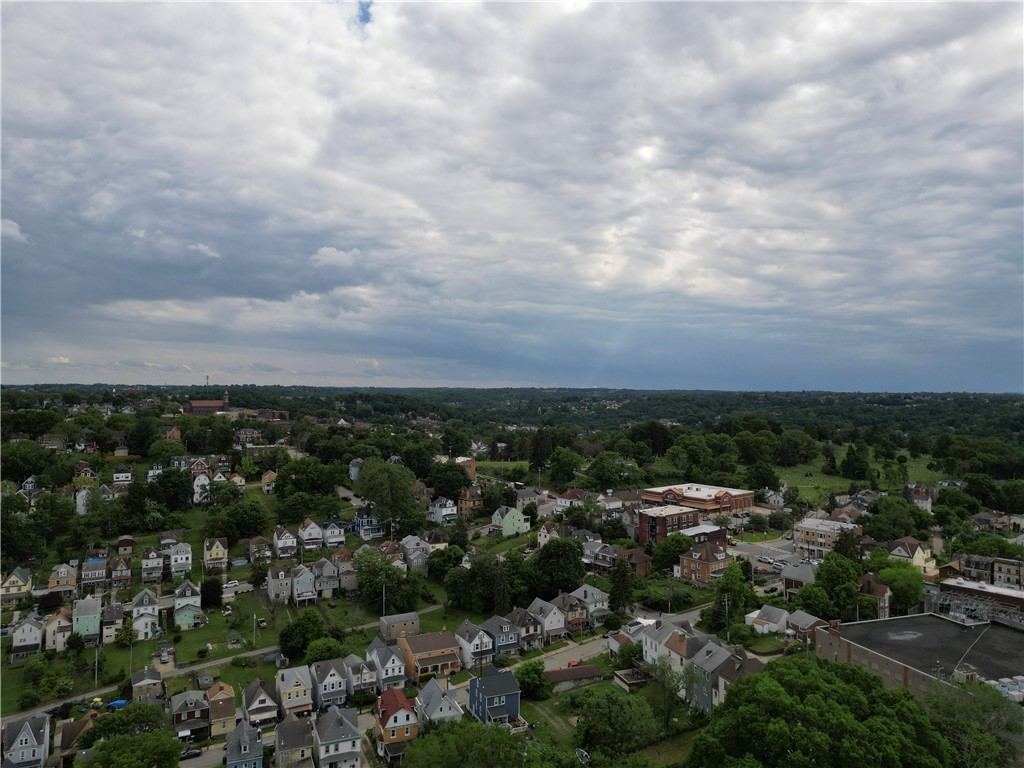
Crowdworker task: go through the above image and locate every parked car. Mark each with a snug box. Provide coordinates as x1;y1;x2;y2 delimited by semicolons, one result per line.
773;562;786;571
567;660;579;667
160;650;169;664
258;618;268;628
758;556;775;564
181;747;202;759
784;533;793;540
764;586;779;594
225;580;239;588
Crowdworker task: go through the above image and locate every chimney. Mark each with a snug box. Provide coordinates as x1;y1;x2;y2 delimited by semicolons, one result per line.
654;620;661;630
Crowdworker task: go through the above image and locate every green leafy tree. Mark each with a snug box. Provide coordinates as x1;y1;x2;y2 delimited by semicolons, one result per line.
831;528;864;565
745;460;781;491
701;563;758;632
609;557;635;613
279;608;328;661
549;446;583;484
793;584;837;620
427;545;465;583
201;578;223;609
276;456;342;499
527;538;585;599
514;659;550;700
403;720;534;768
429;461;471;502
690;657;949;768
863;495;931;541
877;566;924;615
354;550;408;613
449;514;470;550
80;702;167;748
77;730;180;768
815;552;863;618
651;533;694;573
304;637;346;664
358;458;424;536
926;680;1024;768
645;653;695;731
115;621;137;648
574;687;657;758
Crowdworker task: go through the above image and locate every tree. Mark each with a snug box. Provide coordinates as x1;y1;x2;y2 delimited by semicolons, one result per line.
514;659;550;700
201;578;223;609
78;730;180;768
926;680;1024;768
745;460;780;491
429;461;471;503
279;608;328;661
651;534;694;573
877;566;924;615
427;545;465;583
609;558;635;613
690;657;949;768
354;550;408;614
403;720;535;768
80;702;167;747
250;561;269;591
449;514;470;550
701;563;758;632
527;538;585;599
276;456;342;499
238;455;259;481
149;467;193;511
815;552;863;618
115;621;137;648
358;459;424;536
441;428;471;458
863;495;931;541
574;687;657;758
793;583;837;620
645;653;695;732
34;493;75;546
831;528;863;564
548;447;583;484
304;637;346;664
65;631;86;656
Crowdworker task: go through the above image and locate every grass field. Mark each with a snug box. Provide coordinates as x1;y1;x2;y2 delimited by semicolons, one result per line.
775;452;941;505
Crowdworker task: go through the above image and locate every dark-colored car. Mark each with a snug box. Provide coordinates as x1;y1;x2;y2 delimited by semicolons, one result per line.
764;586;779;594
181;747;203;759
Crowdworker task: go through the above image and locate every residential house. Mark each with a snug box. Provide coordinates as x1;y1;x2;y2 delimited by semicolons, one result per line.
515;487;546;513
248;536;272;564
171;690;210;741
480;615;519;657
1;715;50;768
170;542;193;577
397;631;463;682
141;547;163;584
569;585;610;627
204;538;230;573
422;530;448;551
491;505;530;537
398;535;430;573
291;565;317;606
467;665;525;730
795;518;861;560
277;665;314;718
312;558;340;599
714;651;765;713
9;613;44;662
641;619;694;667
274;527;298;559
323;518;347;549
415;678;463;727
959;553;995;583
45;608;73;653
618;548;653;578
275;713;314;767
858;573;892;618
556;488;589;511
366;637;407;693
970;510;1010;533
207;682;237;737
267;566;293;605
551;592;589;635
505;606;543;652
193;473;211;504
527;597;567;644
993;557;1023;589
174;579;205;630
379;612;420;643
343;654;378;698
427;497;458;526
242;679;279;728
887;537;937;577
457;487;483;517
109;556;132;591
679;542;734;586
781;562;817;603
112;465;133;486
299;518;324;550
310;658;349;710
100;603;125;645
332;549;357;595
1;567;33;609
72;594;101;646
147;462;165;483
131;588;160;640
80;557;108;593
744;605;789;635
261;470;277;494
352;509;384;540
313;706;361;768
131;666;163;701
455;620;495;669
786;610;826;643
374;688;418;762
225;721;264;768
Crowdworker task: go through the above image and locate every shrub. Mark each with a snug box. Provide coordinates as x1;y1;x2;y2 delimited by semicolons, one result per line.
197;648;208;659
231;656;258;668
602;613;624;631
18;691;40;710
172;634;182;644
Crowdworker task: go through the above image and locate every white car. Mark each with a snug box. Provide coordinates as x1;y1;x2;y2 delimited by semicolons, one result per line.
758;556;775;564
225;580;239;588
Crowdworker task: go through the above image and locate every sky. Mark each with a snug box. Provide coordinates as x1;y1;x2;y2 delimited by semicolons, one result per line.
2;2;1022;393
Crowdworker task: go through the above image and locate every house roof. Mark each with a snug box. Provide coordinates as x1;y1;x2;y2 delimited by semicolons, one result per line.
403;630;459;655
242;678;278;709
278;665;312;690
455;619;484;642
174;579;201;599
543;665;602;684
310;658;348;685
691;641;734;674
131;666;161;686
416;678;463;719
171;690;208;715
206;683;236;721
375;687;415;724
753;605;788;625
225;721;263;763
2;715;48;752
787;610;824;630
277;713;313;750
315;705;360;743
475;665;520;697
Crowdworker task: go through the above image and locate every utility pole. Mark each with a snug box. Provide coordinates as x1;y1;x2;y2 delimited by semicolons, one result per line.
253;613;256;648
722;593;731;643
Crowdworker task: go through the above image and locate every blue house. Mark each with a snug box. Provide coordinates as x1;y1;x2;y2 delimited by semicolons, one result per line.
467;665;526;731
480;615;520;657
352;508;384;540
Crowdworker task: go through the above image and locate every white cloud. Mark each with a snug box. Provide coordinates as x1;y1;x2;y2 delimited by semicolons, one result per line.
48;356;72;364
1;219;29;243
187;243;220;259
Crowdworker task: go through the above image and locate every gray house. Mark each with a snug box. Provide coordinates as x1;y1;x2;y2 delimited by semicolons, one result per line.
311;558;340;599
367;636;407;693
398;535;431;573
313;706;361;768
225;721;264;768
310;658;349;710
379;612;419;642
415;678;463;726
290;565;316;606
481;615;519;657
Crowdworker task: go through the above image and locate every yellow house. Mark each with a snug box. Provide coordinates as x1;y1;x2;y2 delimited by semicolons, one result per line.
203;538;229;573
1;567;33;609
887;537;937;578
206;682;236;737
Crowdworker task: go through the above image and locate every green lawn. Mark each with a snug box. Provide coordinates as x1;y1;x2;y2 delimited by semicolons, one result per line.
419;607;491;634
475;461;529;475
749;635;786;654
774;452;941;505
637;729;699;767
473;533;531;555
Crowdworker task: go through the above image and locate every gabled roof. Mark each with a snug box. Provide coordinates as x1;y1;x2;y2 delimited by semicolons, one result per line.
171;689;208;715
375;687;415;724
310;658;348;686
691;641;734;675
1;715;48;752
475;665;520;697
276;712;313;751
315;705;360;743
752;605;788;625
787;610;824;629
206;682;236;722
225;721;262;763
175;579;201;599
131;666;161;686
403;630;459;655
455;619;485;642
242;678;278;709
416;678;463;719
278;665;312;691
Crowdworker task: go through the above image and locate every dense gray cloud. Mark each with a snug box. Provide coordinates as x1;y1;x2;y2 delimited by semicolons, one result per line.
2;2;1021;391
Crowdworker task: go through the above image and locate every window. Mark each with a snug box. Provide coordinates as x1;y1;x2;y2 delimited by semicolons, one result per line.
390;729;396;739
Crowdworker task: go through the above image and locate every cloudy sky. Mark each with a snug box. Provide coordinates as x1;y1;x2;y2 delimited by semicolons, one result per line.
2;2;1021;392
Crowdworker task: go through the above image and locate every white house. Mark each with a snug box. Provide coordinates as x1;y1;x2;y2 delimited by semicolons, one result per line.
298;518;324;550
170;542;193;577
454;619;495;669
427;497;458;526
